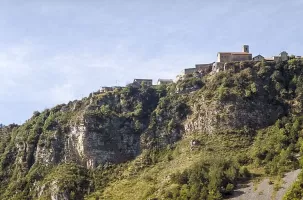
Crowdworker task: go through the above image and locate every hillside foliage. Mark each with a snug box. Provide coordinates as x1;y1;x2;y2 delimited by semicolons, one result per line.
1;59;303;199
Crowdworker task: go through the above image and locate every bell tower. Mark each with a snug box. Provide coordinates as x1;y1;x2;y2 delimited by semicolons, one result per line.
243;45;249;53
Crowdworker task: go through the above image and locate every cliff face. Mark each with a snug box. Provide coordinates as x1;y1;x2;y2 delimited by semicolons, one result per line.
184;63;292;135
68;115;141;168
1;59;303;199
12;88;160;170
34;117;140;169
184;97;285;134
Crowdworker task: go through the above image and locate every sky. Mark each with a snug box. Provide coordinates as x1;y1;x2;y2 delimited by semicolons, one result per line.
1;0;303;124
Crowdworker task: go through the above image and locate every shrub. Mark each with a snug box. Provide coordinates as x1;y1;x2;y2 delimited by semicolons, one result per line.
224;183;234;194
239;166;250;178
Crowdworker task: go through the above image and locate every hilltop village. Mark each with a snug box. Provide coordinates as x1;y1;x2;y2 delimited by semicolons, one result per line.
99;45;301;93
177;45;301;78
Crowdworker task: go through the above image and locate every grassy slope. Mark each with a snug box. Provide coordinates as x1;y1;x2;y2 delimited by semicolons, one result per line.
89;124;301;200
86;133;253;200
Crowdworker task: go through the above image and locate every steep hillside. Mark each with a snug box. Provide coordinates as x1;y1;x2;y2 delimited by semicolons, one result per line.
2;59;303;199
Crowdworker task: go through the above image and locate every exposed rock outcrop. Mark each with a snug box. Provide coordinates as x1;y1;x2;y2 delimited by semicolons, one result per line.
185;98;285;134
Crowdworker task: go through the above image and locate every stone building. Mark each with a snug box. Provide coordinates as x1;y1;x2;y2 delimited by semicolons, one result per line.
280;51;288;61
217;45;252;62
133;79;153;87
195;63;213;73
195;63;213;70
253;55;264;61
157;79;173;85
181;63;213;75
100;86;114;93
181;68;197;75
264;51;289;62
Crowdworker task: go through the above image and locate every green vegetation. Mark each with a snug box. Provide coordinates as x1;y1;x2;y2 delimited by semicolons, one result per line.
1;59;303;199
284;171;303;200
95;133;253;200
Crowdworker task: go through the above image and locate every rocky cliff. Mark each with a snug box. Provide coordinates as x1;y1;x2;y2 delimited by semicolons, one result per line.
1;59;303;199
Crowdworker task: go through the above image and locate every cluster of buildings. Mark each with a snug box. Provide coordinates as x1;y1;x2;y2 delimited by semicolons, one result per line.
99;45;301;94
181;45;300;75
99;78;173;93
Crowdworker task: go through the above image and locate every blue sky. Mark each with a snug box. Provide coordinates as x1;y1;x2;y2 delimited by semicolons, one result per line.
1;0;303;124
